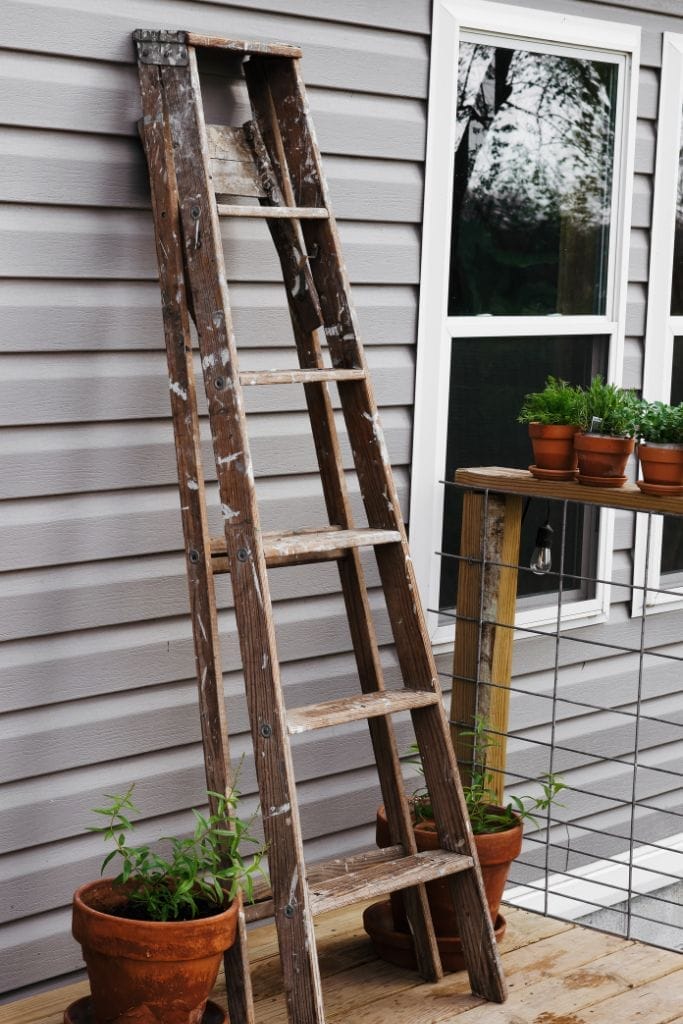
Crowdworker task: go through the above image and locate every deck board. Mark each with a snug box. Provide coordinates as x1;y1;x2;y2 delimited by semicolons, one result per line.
1;904;680;1024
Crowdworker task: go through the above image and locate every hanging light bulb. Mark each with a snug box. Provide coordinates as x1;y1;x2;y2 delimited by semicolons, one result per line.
530;520;554;575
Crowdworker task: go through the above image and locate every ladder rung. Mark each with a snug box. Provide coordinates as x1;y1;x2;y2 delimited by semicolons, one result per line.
217;203;329;220
211;526;401;572
243;845;406;923
239;368;365;386
309;849;474;917
287;688;440;734
186;33;302;58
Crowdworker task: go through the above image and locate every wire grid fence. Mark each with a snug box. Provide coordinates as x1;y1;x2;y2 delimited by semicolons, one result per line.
436;479;682;952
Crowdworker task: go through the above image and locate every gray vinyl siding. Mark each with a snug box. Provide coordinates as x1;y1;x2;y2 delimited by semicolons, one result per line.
1;0;682;1002
0;0;429;998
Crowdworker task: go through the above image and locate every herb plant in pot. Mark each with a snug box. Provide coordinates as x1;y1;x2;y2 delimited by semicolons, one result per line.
574;376;642;487
366;720;564;972
518;376;583;481
70;785;266;1024
636;401;683;495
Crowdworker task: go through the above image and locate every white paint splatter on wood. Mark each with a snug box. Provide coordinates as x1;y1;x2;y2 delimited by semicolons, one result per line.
169;379;188;400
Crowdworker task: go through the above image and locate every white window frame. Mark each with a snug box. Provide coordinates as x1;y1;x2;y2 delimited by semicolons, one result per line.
409;0;640;646
633;34;683;617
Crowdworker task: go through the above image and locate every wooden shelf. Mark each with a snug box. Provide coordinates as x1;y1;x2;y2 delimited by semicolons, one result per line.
455;467;683;517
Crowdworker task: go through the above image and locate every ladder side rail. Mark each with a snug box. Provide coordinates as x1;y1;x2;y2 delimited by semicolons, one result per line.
260;56;508;1003
159;51;326;1024
242;67;443;980
136;59;255;1023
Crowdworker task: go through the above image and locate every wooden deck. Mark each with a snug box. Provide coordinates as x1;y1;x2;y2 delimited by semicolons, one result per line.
2;903;681;1024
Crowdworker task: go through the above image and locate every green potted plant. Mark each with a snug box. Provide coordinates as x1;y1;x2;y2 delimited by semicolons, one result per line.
518;376;583;480
574;376;642;487
636;401;683;495
366;719;564;971
70;784;266;1024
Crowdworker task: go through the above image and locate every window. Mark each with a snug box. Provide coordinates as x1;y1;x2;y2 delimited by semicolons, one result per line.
634;34;683;613
410;0;640;644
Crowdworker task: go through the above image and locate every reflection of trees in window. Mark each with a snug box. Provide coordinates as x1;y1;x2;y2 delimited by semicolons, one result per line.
450;44;617;316
671;104;683;315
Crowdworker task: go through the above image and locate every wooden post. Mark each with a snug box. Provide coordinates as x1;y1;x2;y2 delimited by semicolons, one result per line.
450;490;523;803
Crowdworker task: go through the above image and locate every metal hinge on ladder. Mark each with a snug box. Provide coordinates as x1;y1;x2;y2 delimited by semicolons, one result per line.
133;30;189;66
135;29;508;1024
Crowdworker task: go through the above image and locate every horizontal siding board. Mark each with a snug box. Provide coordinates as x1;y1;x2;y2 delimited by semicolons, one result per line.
0;52;426;159
0;127;424;222
0;475;409;574
0;281;418;351
0;591;395;715
0;345;414;425
1;0;430;98
0;206;421;283
0;408;411;499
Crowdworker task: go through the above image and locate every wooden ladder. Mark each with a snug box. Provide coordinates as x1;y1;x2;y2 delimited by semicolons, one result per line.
134;29;507;1024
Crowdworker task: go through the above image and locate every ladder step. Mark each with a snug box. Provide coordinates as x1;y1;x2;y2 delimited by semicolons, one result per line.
287;688;441;734
243;844;405;923
186;33;302;58
211;526;401;572
239;368;365;386
309;849;474;917
217;203;329;220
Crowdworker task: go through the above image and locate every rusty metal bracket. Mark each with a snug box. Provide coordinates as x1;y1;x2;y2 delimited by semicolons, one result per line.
133;29;189;66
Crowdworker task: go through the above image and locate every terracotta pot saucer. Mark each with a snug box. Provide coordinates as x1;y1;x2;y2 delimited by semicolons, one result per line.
64;996;227;1024
362;900;506;973
529;464;577;482
577;473;627;488
636;479;683;496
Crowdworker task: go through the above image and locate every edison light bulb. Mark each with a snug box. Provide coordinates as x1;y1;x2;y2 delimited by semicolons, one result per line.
530;522;554;575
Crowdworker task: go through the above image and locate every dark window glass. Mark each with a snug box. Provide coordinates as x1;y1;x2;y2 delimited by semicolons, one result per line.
671;106;683;316
450;44;618;317
439;336;608;612
661;337;683;575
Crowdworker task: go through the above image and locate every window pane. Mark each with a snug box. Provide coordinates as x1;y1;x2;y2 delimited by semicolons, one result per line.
439;336;608;612
661;336;683;575
450;43;618;316
671;104;683;316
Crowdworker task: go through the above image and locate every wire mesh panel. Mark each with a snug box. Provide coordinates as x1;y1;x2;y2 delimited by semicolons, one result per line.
437;473;682;952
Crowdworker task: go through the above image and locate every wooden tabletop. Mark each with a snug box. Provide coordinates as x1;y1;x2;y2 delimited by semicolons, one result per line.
454;467;683;517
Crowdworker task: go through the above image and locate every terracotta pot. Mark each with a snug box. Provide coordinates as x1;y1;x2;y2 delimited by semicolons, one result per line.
72;879;239;1024
638;442;683;488
528;423;578;473
574;433;635;486
376;805;522;936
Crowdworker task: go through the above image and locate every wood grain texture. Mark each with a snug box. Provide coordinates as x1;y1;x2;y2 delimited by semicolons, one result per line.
309;849;473;915
455;466;683;518
450;493;522;800
186;33;303;58
243;55;444;982
161;50;326;1024
286;688;440;733
136;57;253;1024
217;203;329;218
5;904;679;1024
211;526;401;572
258;52;507;1002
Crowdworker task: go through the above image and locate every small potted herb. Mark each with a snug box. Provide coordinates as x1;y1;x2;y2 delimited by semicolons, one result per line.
518;376;583;479
70;784;266;1024
636;401;683;494
367;719;564;971
574;376;642;487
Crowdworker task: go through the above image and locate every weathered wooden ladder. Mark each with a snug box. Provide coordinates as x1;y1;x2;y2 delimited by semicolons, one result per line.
134;28;507;1024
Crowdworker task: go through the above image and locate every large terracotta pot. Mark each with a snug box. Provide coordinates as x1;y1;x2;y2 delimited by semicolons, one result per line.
376;805;522;936
637;442;683;494
528;423;578;475
574;433;635;487
72;879;239;1024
